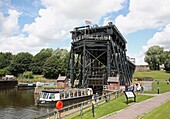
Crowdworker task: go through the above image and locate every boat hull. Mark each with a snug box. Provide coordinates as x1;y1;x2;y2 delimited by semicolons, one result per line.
36;95;92;107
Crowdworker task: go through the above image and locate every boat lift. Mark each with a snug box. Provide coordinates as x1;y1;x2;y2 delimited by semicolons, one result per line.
67;22;136;88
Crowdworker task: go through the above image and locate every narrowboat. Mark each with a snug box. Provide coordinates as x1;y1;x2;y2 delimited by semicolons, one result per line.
36;88;93;106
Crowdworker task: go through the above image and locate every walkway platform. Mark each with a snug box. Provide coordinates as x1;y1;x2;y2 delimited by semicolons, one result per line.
100;92;170;119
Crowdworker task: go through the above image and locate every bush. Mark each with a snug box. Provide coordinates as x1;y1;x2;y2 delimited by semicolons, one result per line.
23;71;34;79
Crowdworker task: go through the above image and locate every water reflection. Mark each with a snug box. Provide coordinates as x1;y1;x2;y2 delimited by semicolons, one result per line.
0;88;54;119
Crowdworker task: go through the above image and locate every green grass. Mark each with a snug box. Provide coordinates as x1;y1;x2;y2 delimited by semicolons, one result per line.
141;100;170;119
67;95;153;119
133;71;170;94
145;81;170;94
17;75;57;83
133;71;170;80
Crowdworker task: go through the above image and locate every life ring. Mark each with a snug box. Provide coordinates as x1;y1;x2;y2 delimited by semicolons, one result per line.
56;100;63;109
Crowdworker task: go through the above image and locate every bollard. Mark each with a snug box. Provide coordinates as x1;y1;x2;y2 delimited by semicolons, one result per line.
54;110;58;119
92;103;95;117
157;87;160;94
80;103;83;116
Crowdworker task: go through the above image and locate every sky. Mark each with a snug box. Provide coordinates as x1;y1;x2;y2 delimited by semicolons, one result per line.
0;0;170;65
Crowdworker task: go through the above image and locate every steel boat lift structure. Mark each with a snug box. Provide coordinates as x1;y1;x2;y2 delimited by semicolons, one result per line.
67;22;136;89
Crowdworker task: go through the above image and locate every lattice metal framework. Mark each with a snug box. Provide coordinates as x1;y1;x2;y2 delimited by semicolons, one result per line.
67;22;136;88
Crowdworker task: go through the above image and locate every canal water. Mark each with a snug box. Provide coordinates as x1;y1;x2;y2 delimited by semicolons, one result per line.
0;88;54;119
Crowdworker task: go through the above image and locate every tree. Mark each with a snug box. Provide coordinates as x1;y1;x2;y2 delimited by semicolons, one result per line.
144;46;165;70
43;48;69;79
164;51;170;71
8;52;33;76
0;52;13;69
31;48;53;74
23;71;34;79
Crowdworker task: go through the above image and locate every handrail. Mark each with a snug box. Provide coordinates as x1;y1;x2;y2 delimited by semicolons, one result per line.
33;89;121;119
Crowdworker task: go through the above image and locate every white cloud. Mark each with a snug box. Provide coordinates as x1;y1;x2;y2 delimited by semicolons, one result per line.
0;9;21;37
131;23;170;65
0;9;46;55
115;0;170;65
127;51;148;65
23;0;126;43
145;24;170;50
0;0;126;55
115;0;170;34
0;34;47;55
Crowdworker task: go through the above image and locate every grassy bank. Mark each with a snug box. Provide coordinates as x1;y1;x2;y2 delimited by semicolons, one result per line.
141;100;170;119
133;71;170;94
133;71;170;80
68;95;153;119
145;81;170;94
17;75;57;83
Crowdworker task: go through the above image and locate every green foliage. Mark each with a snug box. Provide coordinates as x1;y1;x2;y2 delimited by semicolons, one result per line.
23;71;34;79
144;46;165;70
31;48;53;74
164;51;170;71
0;69;6;76
43;48;69;79
0;52;13;69
8;52;33;76
0;48;69;78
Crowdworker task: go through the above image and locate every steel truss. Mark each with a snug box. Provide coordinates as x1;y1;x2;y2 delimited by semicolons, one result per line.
67;22;135;88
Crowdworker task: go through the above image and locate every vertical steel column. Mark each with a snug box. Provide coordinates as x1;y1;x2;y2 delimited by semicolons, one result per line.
70;47;75;87
110;39;119;75
117;46;125;85
120;48;128;84
107;41;111;77
82;40;86;87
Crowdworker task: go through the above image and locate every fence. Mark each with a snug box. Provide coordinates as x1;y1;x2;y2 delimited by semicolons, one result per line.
33;89;122;119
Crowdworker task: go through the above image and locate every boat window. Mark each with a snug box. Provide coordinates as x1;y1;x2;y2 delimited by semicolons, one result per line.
82;90;84;96
42;93;47;99
78;90;81;96
48;93;55;99
74;91;77;97
70;91;73;97
60;93;64;99
40;92;44;98
65;91;69;98
46;93;49;99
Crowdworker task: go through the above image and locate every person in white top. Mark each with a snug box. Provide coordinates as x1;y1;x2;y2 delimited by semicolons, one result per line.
136;83;141;94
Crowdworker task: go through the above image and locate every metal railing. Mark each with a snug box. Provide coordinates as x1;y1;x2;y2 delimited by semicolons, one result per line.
33;89;122;119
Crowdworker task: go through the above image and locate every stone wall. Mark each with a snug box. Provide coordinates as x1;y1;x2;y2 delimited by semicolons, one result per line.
135;65;150;72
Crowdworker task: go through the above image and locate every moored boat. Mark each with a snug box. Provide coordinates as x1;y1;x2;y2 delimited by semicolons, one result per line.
36;88;93;106
17;83;36;90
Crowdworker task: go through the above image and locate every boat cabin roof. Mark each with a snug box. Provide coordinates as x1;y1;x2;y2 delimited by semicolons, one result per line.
42;90;60;93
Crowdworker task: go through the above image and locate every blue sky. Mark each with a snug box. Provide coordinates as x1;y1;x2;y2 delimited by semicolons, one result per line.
0;0;170;65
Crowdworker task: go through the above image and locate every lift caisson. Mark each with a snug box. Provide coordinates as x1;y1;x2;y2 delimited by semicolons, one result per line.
67;22;135;89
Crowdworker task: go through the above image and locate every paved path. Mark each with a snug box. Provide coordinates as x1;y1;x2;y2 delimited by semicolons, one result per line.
100;92;170;119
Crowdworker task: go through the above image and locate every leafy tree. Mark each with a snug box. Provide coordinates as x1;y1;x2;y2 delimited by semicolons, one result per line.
23;71;34;79
164;51;170;71
31;48;53;74
43;48;69;79
8;52;33;76
0;52;13;69
0;69;6;76
144;46;165;70
53;48;70;75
